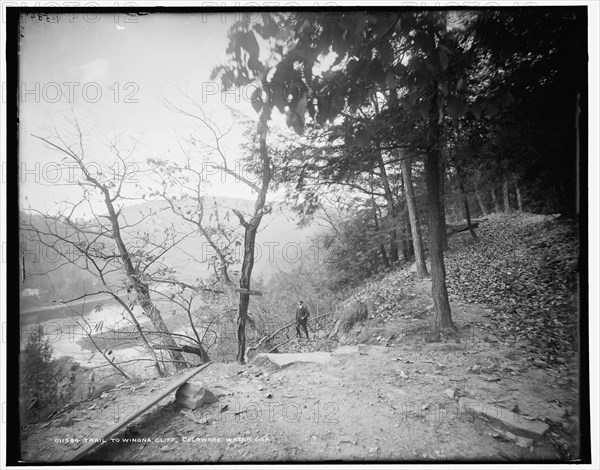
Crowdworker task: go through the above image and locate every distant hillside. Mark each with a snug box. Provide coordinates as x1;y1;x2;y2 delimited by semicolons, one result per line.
19;213;103;306
118;195;322;282
19;196;323;303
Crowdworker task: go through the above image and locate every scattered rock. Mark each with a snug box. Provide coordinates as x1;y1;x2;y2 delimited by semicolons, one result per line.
252;352;332;369
566;416;579;435
180;409;210;425
459;397;550;439
485;376;501;382
515;436;534;448
175;383;218;410
443;388;455;399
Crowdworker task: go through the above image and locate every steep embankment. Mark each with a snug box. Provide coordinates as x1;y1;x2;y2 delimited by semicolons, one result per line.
445;213;579;358
334;213;579;360
20;213;582;463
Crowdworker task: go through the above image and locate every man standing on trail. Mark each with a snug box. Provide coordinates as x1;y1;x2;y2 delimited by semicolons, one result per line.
295;300;310;340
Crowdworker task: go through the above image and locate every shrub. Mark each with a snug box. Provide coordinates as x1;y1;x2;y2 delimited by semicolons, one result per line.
21;325;66;424
329;299;374;337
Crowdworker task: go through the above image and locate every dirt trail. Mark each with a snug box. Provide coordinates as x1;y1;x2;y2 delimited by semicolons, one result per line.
21;277;580;463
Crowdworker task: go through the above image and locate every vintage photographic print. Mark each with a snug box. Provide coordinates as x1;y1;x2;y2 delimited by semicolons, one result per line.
3;2;592;466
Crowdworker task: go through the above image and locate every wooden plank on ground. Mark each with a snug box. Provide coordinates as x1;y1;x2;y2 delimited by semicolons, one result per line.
68;362;213;461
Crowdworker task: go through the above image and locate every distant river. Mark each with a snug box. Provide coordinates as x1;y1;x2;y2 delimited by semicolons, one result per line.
19;296;151;369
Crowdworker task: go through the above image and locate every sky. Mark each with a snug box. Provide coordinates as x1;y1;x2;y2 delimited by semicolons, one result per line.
18;12;274;215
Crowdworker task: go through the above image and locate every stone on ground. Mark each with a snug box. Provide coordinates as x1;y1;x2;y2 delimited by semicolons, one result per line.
175;382;217;410
252;352;332;369
459;397;550;439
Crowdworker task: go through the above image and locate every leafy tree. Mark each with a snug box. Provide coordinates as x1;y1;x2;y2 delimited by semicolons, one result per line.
214;11;467;329
319;198;391;289
213;8;584;331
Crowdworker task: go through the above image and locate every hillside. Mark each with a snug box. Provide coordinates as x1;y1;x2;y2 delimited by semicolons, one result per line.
330;213;579;360
20;213;582;463
117;196;322;283
19;195;321;305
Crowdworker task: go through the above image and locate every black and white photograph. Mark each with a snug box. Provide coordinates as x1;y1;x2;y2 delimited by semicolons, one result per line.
2;2;596;466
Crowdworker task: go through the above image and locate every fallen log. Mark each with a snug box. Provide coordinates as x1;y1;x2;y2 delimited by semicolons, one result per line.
267;335;296;353
245;312;335;361
153;344;209;364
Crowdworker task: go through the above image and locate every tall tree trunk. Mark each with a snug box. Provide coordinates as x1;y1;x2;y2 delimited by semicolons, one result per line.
513;174;524;212
502;173;511;212
399;175;412;261
400;230;409;262
457;176;480;243
371;196;390;268
400;217;410;262
237;231;255;364
104;193;186;369
426;88;455;330
389;230;399;263
491;187;501;213
376;148;399;263
380;244;391;268
401;157;429;278
404;214;414;261
475;188;489;216
439;157;448;251
234;133;271;364
463;197;479;242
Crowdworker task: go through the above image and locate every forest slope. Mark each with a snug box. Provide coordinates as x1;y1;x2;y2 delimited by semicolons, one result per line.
333;212;579;361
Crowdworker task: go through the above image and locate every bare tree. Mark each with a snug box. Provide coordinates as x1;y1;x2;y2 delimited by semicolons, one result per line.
23;113;220;371
162;94;272;363
148;130;240;285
